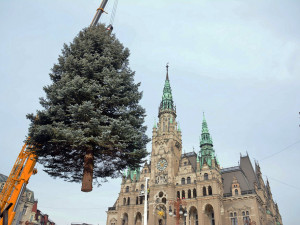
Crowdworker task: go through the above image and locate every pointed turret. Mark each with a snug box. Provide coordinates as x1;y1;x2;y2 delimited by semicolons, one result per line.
199;113;219;169
159;64;176;117
200;113;213;147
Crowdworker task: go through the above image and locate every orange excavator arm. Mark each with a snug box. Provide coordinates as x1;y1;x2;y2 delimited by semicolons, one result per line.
0;143;37;225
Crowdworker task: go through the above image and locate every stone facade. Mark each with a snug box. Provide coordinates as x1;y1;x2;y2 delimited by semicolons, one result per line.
106;70;282;225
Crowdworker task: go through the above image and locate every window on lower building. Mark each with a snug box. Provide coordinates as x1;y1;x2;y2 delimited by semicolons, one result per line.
230;212;238;225
22;206;27;215
243;211;250;225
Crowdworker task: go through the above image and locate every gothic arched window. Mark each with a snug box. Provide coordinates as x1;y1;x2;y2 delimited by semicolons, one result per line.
187;177;191;184
177;191;180;199
193;188;197;198
136;197;138;205
181;178;185;185
203;187;207;196
127;197;130;205
123;198;126;205
204;173;208;180
182;190;185;199
235;189;238;196
208;186;212;195
230;212;238;225
188;189;191;198
125;186;129;192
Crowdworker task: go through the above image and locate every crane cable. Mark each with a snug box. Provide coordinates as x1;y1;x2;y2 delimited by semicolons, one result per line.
109;0;119;26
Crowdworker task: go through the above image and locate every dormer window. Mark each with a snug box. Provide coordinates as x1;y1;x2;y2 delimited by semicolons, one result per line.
235;189;238;196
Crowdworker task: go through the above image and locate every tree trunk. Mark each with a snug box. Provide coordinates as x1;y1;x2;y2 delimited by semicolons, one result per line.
81;148;94;192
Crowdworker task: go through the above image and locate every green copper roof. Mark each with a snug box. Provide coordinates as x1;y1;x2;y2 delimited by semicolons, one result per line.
159;66;175;112
160;79;174;110
200;113;213;147
127;167;141;181
199;113;219;170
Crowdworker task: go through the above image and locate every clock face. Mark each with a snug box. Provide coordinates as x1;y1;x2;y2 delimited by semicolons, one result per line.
157;158;168;171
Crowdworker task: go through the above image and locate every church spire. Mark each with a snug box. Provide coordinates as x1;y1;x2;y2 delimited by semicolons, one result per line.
199;113;218;169
166;63;169;80
200;112;213;147
159;64;176;116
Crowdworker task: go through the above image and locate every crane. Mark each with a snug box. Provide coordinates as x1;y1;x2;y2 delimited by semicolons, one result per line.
0;143;37;225
0;1;114;224
90;0;109;27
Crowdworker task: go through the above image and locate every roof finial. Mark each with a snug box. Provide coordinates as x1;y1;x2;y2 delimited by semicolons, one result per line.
166;62;169;80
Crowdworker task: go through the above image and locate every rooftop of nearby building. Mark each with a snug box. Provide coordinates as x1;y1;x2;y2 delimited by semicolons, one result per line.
0;173;8;183
0;173;35;202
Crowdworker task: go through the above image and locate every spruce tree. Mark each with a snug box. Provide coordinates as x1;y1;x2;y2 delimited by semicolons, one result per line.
26;24;149;192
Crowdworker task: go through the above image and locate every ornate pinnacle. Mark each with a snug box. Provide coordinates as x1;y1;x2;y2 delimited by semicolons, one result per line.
159;64;175;113
200;112;213;147
166;62;169;80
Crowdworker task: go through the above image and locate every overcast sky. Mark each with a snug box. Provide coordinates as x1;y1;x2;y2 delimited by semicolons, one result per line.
0;0;299;224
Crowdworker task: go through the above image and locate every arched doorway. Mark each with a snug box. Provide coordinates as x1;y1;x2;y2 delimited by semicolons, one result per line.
189;206;198;225
204;204;215;225
122;213;128;225
135;212;142;225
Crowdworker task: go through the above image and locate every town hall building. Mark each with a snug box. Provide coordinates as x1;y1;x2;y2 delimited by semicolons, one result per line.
106;68;282;225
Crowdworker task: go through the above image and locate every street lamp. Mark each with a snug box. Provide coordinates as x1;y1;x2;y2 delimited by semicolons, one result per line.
169;198;187;225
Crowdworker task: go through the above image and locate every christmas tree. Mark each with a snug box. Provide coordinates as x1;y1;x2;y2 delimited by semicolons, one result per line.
27;24;149;192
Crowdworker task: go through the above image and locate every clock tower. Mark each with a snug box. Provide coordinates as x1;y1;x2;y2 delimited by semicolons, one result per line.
150;65;182;186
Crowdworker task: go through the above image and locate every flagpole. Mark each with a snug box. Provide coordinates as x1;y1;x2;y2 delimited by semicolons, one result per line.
144;177;149;225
